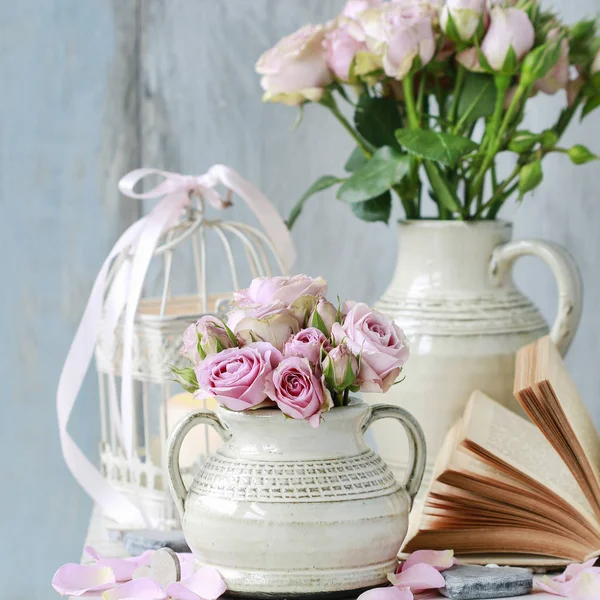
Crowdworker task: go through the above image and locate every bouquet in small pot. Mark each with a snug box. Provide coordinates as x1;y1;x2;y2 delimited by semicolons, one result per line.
174;275;409;427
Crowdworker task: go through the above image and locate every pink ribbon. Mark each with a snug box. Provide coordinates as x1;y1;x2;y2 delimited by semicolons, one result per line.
57;166;295;525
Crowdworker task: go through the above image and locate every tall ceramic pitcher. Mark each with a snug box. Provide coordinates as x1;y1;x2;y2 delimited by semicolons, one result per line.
366;220;582;492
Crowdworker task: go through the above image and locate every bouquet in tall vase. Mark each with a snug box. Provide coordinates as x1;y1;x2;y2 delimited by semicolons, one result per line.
256;0;593;491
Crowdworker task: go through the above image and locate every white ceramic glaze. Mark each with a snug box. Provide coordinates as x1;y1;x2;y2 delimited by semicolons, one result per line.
366;220;582;495
166;399;426;597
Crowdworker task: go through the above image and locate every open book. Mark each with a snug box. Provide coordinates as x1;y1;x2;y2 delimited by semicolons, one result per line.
403;336;600;563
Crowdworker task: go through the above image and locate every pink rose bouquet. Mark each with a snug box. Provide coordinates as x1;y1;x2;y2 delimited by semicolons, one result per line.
174;275;409;428
257;1;600;224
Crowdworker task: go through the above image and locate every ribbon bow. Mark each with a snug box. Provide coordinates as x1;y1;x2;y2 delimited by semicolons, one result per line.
57;165;295;525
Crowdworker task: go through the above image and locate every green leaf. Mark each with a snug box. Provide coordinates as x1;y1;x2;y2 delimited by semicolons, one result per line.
582;96;600;120
518;160;543;197
288;175;343;229
423;161;463;215
310;309;329;337
350;191;392;224
354;94;403;148
344;147;368;172
501;45;519;74
456;73;497;124
395;129;479;166
568;144;598;165
337;146;409;204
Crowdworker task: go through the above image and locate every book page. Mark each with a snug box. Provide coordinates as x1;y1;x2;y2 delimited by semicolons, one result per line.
462;390;595;521
535;337;600;496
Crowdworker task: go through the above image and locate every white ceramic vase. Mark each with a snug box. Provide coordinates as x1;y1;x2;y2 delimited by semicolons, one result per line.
166;399;426;597
366;220;582;493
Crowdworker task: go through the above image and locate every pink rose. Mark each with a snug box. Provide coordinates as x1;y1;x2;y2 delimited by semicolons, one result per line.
440;0;486;42
535;30;569;95
266;357;332;427
194;342;283;411
460;7;534;71
358;3;436;80
332;302;409;393
228;275;327;329
256;25;334;106
181;316;235;363
324;23;368;81
284;327;332;365
342;0;381;20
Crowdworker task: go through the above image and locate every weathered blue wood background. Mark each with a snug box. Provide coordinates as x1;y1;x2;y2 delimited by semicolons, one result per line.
0;0;599;596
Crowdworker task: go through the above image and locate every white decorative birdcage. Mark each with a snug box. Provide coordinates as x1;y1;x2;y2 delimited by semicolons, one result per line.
92;176;288;531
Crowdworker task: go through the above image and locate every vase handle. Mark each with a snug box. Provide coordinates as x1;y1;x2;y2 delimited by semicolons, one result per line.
166;410;231;519
362;404;426;507
489;239;582;356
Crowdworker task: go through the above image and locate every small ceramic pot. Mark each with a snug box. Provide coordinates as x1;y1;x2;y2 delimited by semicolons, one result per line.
166;399;426;598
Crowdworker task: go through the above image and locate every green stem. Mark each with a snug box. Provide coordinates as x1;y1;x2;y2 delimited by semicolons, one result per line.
475;164;520;218
448;64;466;126
321;93;372;157
402;75;420;129
555;95;583;138
392;184;418;219
469;78;522;204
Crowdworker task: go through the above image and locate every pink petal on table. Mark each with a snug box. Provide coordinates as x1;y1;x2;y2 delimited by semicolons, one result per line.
557;558;600;582
570;571;600;600
177;554;197;580
102;577;168;600
166;566;227;600
357;585;413;600
389;564;445;593
538;568;600;599
52;563;116;596
401;550;455;572
84;546;150;581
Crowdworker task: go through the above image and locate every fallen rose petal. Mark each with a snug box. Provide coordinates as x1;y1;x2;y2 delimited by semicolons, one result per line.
166;566;227;600
571;571;600;599
401;549;455;572
52;563;116;596
84;546;140;581
556;558;600;582
388;563;445;593
537;559;600;598
177;554;197;580
102;577;168;600
357;585;413;600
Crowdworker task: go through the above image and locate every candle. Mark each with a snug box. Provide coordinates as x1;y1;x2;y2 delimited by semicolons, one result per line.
163;393;223;470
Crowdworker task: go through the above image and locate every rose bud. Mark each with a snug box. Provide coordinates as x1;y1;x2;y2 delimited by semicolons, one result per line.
181;316;236;362
480;7;534;71
535;29;569;95
235;311;299;351
288;294;318;328
440;0;486;43
322;343;359;392
308;297;339;334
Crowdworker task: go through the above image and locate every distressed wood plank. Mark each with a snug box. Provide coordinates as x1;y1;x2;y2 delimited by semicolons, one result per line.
0;1;140;597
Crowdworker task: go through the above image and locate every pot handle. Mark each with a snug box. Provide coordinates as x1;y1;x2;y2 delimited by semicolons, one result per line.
166;410;231;519
362;404;426;507
489;239;582;356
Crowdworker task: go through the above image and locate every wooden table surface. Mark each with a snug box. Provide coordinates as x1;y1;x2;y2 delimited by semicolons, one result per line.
71;507;566;600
